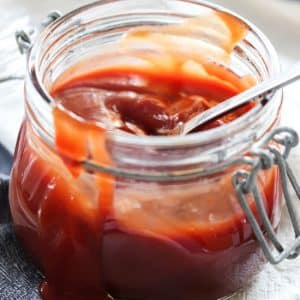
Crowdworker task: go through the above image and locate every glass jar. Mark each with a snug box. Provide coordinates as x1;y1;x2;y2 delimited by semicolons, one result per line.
9;1;290;300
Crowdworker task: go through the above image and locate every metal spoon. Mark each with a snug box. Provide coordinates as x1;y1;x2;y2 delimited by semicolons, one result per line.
177;62;300;135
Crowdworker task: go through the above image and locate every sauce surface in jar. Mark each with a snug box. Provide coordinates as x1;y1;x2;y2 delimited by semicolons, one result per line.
9;9;282;300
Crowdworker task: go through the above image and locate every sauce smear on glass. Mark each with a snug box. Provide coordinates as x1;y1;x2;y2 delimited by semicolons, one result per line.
9;11;282;300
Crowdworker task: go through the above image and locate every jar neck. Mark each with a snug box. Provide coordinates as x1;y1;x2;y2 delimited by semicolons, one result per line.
24;0;281;179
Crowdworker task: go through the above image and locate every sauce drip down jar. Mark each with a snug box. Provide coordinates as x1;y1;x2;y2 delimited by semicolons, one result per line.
9;1;300;300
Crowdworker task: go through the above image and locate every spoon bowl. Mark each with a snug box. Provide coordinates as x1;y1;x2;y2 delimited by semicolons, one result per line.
178;62;300;136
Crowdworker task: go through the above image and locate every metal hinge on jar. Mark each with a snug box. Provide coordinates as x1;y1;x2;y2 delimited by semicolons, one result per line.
5;10;300;267
232;127;300;264
0;11;61;84
15;11;62;54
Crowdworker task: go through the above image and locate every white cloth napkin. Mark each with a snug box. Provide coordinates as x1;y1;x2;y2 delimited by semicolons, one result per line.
1;2;300;300
0;10;28;153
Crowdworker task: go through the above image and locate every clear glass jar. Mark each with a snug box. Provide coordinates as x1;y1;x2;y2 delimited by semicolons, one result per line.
9;1;284;300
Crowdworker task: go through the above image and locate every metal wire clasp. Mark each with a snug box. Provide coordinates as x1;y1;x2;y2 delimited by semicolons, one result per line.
233;127;300;264
0;11;62;85
15;11;62;55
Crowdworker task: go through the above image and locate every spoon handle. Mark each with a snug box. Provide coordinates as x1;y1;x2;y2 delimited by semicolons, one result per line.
182;62;300;135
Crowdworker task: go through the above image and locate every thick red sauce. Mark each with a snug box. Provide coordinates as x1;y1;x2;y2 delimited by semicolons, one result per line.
9;11;282;300
52;68;256;135
10;69;282;300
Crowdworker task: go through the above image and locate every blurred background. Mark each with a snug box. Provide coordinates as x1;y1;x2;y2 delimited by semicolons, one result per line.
1;0;299;59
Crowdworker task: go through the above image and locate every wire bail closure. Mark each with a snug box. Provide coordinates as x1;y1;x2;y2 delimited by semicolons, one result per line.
6;10;300;266
0;11;62;84
15;11;62;55
232;127;300;264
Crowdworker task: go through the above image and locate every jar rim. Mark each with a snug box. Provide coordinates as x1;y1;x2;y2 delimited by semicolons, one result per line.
27;0;281;150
